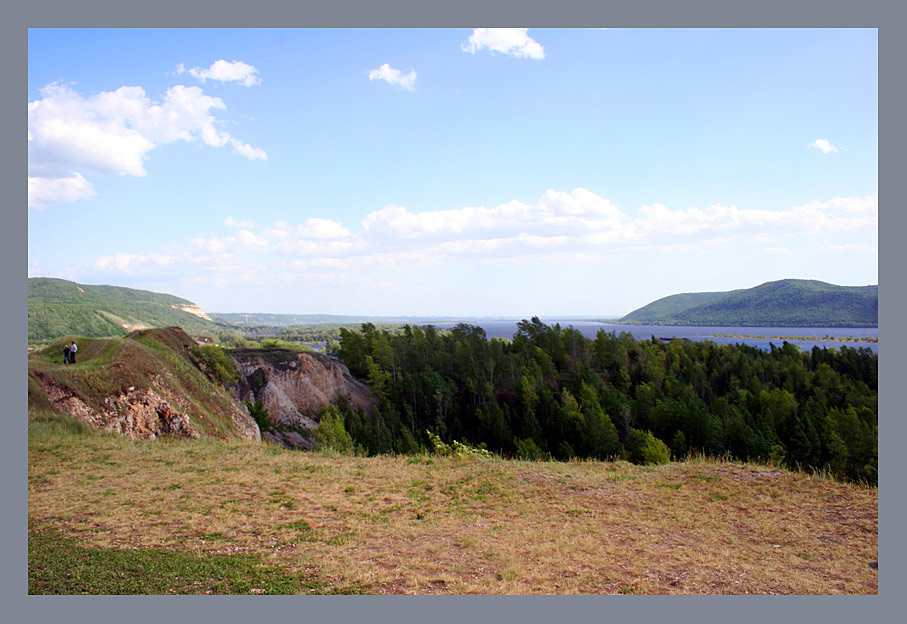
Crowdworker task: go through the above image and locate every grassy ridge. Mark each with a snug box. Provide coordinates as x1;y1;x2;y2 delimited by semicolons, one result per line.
28;327;247;440
619;279;878;327
28;278;221;343
28;410;878;595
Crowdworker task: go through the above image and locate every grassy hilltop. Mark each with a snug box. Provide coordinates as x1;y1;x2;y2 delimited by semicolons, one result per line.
28;278;222;344
28;327;248;440
619;279;878;327
28;410;878;595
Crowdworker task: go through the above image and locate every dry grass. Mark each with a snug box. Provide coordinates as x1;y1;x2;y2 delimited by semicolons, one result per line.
28;419;878;595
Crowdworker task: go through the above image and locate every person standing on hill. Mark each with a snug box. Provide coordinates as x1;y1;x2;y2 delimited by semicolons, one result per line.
69;341;78;364
63;343;70;364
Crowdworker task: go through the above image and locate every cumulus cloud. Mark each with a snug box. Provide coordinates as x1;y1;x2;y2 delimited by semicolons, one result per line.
88;190;877;286
461;28;545;59
28;173;96;209
634;194;877;239
297;218;351;240
230;138;267;160
93;253;149;273
27;81;266;207
191;229;269;254
361;188;628;244
368;64;417;91
808;138;840;154
181;59;261;87
225;216;256;228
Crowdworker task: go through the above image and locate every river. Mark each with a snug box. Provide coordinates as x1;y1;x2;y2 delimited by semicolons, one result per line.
432;320;878;353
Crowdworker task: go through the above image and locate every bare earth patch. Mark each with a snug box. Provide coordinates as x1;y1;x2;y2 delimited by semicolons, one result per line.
28;429;877;595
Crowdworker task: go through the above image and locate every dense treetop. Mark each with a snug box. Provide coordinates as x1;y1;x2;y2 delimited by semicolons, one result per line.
334;317;877;484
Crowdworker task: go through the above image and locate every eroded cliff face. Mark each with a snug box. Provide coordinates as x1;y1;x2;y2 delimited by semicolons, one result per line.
30;370;260;441
28;330;368;449
231;348;373;450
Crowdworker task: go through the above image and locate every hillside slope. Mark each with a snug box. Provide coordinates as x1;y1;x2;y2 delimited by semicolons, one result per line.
28;327;260;441
28;278;222;343
28;326;373;447
619;279;878;327
28;419;878;594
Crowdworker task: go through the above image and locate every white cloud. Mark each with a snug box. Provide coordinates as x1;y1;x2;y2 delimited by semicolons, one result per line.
361;188;629;244
278;239;365;257
28;81;266;206
93;253;148;273
87;190;877;286
191;229;269;253
297;218;351;240
186;60;261;87
230;138;267;160
461;28;545;59
235;229;269;251
808;138;840;154
368;64;417;91
224;216;256;228
634;194;877;238
28;173;96;209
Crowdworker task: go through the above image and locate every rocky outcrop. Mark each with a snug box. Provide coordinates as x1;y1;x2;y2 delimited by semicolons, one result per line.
231;348;373;450
34;371;202;440
170;303;213;321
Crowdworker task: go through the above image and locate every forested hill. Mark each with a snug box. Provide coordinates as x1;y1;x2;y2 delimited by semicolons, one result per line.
619;279;878;327
28;278;221;343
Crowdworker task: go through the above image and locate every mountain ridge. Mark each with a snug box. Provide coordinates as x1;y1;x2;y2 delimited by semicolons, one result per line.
28;278;223;342
619;279;878;327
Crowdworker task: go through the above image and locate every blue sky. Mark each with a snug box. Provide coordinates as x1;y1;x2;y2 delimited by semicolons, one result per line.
27;28;877;316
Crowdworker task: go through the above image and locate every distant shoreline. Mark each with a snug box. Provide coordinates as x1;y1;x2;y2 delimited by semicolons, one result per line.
712;333;878;343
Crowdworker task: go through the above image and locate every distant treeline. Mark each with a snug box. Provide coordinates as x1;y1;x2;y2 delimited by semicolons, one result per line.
335;317;877;484
215;324;415;353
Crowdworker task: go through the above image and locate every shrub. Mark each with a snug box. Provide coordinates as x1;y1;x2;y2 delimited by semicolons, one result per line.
627;429;671;465
314;405;354;455
426;430;494;459
245;400;273;433
190;345;238;385
514;437;545;461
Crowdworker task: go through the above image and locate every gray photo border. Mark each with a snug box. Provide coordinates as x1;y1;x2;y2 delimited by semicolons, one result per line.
7;1;900;622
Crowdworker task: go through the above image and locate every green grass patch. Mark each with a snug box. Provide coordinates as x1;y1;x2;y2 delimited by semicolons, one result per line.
326;532;356;546
28;523;357;595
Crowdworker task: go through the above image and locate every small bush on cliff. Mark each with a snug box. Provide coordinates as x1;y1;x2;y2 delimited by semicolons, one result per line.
190;345;238;385
314;405;354;455
245;400;275;433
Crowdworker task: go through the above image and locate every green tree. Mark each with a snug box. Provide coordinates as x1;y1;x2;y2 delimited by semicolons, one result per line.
627;429;671;465
313;405;354;454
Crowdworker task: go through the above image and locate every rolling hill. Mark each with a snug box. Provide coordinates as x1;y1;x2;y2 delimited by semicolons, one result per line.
28;278;223;343
27;326;260;441
619;279;878;327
